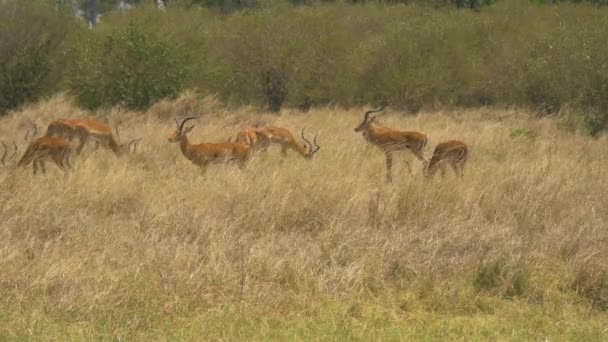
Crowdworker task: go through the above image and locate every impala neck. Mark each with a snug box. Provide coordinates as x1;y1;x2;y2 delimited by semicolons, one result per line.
179;135;192;158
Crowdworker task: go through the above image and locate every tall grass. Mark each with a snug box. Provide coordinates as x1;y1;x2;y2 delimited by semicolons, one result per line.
0;95;607;339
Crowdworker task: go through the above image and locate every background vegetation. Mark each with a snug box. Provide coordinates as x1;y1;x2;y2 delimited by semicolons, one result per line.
2;0;608;132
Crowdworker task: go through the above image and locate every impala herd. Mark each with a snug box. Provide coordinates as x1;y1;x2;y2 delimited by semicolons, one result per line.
0;107;467;181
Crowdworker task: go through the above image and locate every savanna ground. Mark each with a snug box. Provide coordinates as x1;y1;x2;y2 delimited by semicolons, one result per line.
1;95;607;340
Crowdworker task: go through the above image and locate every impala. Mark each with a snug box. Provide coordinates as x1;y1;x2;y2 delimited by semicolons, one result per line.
168;116;252;171
354;106;428;182
46;118;140;155
254;125;320;159
17;135;72;175
424;140;468;178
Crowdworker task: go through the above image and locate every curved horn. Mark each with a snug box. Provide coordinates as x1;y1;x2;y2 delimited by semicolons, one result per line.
301;128;312;151
363;105;386;123
128;138;142;153
311;133;320;156
301;128;320;157
1;142;6;166
177;116;200;132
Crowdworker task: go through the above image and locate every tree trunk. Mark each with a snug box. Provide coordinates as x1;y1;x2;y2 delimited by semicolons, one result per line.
87;0;97;29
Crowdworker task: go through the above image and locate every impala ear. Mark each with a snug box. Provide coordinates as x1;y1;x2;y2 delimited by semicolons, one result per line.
184;125;195;134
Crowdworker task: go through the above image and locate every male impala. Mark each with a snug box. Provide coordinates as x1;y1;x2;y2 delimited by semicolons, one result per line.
253;125;320;159
46;118;140;155
354;106;428;182
17;132;72;175
168;116;252;171
424;140;468;178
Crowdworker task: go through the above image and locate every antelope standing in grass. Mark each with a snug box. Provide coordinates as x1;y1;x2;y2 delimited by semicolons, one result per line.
234;125;320;159
255;125;320;159
46;118;140;155
168;116;253;172
17;125;72;175
424;140;468;178
354;106;428;182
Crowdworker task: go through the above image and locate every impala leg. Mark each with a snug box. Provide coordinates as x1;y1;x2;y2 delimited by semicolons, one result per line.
199;163;208;175
33;160;38;175
55;157;69;178
414;149;425;161
39;160;47;175
404;160;412;174
459;155;467;177
449;162;460;177
54;153;68;173
457;160;466;177
385;152;393;183
76;135;87;155
439;163;447;178
65;154;73;170
281;144;288;158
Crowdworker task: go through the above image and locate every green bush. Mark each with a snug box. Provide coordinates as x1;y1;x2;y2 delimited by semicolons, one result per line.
0;0;74;115
68;22;187;110
6;0;608;117
208;6;363;112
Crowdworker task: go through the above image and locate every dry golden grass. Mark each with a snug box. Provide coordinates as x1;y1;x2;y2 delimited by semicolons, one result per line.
1;94;607;340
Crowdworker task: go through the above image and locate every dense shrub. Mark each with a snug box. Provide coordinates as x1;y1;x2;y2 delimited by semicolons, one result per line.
210;7;364;111
0;0;74;115
5;0;608;129
68;22;187;110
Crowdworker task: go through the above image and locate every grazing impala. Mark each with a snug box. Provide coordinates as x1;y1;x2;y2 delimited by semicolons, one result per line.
17;128;72;175
168;116;252;171
46;118;140;155
424;140;468;178
354;106;428;182
255;125;320;159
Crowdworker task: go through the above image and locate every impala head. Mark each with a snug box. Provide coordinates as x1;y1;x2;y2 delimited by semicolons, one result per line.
301;128;320;159
354;106;386;133
168;116;200;143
